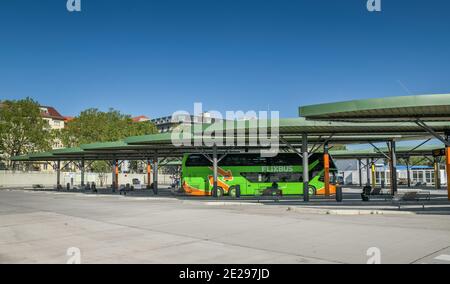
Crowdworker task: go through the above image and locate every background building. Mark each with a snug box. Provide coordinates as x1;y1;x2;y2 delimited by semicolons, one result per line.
151;112;217;133
39;106;66;171
335;159;447;188
39;106;65;130
132;115;150;123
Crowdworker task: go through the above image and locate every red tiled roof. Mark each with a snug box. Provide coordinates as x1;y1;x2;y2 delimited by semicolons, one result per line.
40;106;65;120
132;115;150;122
64;116;74;122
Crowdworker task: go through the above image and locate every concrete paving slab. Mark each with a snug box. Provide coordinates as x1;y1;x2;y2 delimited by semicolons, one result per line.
1;189;450;264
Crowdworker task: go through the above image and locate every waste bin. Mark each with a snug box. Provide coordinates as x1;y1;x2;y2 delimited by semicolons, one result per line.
361;185;371;201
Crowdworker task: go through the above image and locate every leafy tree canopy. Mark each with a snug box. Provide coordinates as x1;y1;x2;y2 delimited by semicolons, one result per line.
0;98;52;167
60;108;157;147
59;109;157;173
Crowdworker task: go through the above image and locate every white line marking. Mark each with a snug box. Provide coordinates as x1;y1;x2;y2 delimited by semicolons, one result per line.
434;254;450;262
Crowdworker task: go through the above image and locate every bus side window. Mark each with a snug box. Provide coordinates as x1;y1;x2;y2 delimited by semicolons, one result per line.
311;171;324;182
258;174;262;182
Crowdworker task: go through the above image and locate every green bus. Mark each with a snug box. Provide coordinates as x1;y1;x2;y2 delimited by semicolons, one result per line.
181;153;337;197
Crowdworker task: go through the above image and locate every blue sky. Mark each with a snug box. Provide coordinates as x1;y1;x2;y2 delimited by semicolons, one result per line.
1;0;450;120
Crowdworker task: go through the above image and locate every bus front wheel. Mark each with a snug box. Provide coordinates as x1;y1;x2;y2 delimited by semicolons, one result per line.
213;187;224;198
308;185;317;196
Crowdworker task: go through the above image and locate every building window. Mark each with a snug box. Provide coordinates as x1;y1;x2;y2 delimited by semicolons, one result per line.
376;171;386;185
412;171;424;184
425;171;434;184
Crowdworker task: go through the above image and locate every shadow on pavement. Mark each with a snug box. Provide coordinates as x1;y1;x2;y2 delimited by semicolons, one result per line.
5;186;450;216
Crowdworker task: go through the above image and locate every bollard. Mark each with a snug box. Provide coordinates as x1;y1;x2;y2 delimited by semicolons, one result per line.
236;185;241;198
335;185;343;202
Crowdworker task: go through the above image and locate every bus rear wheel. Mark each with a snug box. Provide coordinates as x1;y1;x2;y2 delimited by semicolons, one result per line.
228;186;237;198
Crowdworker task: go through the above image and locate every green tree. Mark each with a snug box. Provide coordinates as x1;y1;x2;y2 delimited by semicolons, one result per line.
399;156;434;167
0;98;52;168
91;161;112;175
59;108;157;172
60;108;157;147
331;144;347;151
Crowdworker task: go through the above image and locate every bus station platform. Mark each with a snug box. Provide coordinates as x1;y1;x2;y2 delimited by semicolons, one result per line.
10;94;450;203
3;185;449;216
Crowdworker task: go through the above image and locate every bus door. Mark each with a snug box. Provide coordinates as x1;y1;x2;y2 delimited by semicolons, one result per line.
205;178;211;195
245;173;262;195
257;173;272;195
241;172;265;195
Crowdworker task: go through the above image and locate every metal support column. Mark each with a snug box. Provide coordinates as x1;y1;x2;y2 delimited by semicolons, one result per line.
212;144;219;196
56;160;61;189
446;133;450;201
80;158;85;187
153;155;158;194
415;121;449;200
389;141;398;195
358;159;362;187
147;159;152;189
371;160;376;189
112;159;116;190
366;158;371;186
434;156;441;189
406;158;411;188
323;143;330;196
302;134;309;202
113;159;119;191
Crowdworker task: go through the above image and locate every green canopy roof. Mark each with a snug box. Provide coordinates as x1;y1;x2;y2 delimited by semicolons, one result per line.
11;94;450;162
11;117;448;162
125;132;179;145
10;154;31;162
81;141;129;150
52;147;84;155
331;144;444;159
10;152;56;161
179;117;450;136
299;94;450;122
